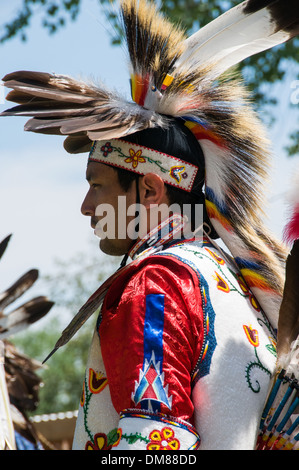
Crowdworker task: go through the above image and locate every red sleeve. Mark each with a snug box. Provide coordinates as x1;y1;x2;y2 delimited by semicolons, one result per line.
98;255;204;424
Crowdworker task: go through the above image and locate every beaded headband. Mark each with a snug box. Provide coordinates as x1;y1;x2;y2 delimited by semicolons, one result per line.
88;139;199;192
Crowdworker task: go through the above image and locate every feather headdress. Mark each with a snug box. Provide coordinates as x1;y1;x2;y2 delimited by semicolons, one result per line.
0;235;54;340
0;234;54;450
1;0;298;348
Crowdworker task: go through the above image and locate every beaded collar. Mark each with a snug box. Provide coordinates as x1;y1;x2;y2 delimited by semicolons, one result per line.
128;214;192;260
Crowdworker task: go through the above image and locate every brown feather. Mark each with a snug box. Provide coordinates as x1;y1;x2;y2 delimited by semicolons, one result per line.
0;235;12;262
1;69;165;152
0;297;54;339
120;0;186;87
2;102;100;118
4;341;42;412
63;134;93;154
277;240;299;358
0;269;39;311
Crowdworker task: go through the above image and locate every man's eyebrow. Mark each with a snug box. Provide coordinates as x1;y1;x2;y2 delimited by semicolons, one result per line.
86;172;94;182
86;172;101;184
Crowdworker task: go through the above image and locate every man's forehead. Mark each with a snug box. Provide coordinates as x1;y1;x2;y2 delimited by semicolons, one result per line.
86;161;97;180
85;160;115;181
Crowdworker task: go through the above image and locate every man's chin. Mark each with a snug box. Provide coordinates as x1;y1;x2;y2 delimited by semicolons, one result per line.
99;238;128;257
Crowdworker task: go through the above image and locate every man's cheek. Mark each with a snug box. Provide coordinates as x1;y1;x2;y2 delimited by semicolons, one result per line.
94;204;116;239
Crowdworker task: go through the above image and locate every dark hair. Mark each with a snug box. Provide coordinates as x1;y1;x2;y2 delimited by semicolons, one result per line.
114;167;218;238
113;119;218;238
123;118;206;193
115;166;137;192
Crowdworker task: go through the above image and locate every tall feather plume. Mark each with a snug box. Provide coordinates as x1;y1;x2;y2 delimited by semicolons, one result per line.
172;0;299;81
120;0;186;110
0;235;54;450
0;235;54;339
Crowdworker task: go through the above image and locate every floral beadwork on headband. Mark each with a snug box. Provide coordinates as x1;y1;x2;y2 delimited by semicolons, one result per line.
89;139;198;192
100;142;113;157
100;143;146;170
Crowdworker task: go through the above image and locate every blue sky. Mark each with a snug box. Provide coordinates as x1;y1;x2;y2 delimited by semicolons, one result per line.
0;0;129;290
0;0;299;295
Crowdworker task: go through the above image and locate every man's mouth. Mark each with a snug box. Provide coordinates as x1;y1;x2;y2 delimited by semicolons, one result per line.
91;217;98;229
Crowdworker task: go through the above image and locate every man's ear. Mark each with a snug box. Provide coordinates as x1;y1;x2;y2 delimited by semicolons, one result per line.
139;173;168;208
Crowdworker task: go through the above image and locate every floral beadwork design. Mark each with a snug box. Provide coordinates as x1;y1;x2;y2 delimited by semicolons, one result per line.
89;139;199;191
236;273;249;294
147;427;180;450
80;369;108;408
80;383;85;407
205;248;225;265
175;242;276;394
120;431;150;446
100;142;113;156
181;244;268;321
243;325;259;348
266;337;277;357
124;148;146;169
99;141;169;174
85;429;122;450
213;271;230;293
243;324;272;393
80;369;109;443
248;293;261;312
169;165;188;183
88;368;108;394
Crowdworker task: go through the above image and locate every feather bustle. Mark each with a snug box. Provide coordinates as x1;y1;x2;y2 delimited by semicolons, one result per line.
0;269;39;311
0;235;12;262
277;240;299;359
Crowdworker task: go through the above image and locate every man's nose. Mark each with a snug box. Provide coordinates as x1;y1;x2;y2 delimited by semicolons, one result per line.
81;190;94;216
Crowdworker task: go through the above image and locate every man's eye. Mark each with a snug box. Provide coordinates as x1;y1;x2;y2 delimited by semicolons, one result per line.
92;183;100;189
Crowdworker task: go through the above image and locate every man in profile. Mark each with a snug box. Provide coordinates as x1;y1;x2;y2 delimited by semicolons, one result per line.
1;0;296;450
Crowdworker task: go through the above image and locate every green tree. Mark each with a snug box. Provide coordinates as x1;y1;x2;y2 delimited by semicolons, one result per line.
1;0;299;155
13;246;120;415
14;316;95;414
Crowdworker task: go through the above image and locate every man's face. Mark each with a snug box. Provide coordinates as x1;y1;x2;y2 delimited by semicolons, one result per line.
81;161;137;256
